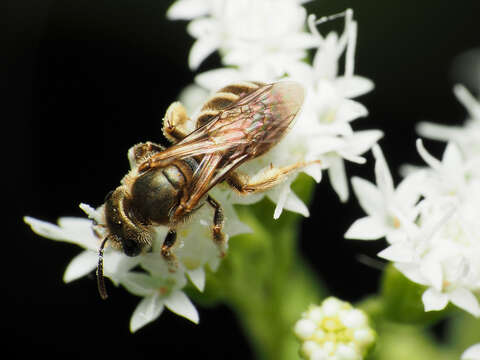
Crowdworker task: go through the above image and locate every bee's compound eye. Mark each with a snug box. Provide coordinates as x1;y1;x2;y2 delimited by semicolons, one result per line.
121;237;142;257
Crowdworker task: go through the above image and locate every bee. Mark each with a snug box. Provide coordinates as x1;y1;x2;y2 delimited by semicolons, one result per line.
96;81;316;299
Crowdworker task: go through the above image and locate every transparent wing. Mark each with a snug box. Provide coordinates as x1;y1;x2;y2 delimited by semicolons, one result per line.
145;81;305;165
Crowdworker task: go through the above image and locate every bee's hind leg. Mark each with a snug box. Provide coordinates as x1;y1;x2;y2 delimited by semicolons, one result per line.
162;102;194;144
161;229;179;272
206;195;227;257
226;160;321;194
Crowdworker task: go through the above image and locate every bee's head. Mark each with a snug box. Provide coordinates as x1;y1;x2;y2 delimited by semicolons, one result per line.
96;187;153;300
103;187;152;256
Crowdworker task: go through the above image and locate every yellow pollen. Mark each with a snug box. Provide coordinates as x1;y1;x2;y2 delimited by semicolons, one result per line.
393;217;401;228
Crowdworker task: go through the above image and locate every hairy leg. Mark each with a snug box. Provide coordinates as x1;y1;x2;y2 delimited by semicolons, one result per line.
226;160;321;194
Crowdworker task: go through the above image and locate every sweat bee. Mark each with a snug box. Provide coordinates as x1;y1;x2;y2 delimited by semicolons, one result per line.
96;81;315;299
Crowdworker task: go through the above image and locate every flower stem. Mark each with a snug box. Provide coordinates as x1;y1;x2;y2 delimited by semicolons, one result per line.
198;175;326;360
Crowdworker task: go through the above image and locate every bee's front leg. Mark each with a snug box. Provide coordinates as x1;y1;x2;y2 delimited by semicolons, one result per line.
162;101;193;144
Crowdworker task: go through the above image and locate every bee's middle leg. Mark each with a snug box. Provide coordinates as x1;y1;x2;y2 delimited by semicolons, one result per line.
162;101;193;144
206;195;226;257
161;229;178;271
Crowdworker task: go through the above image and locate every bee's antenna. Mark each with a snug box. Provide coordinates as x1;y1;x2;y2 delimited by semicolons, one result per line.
97;237;109;300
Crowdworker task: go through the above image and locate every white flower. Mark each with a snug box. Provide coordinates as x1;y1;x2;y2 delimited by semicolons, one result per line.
172;0;317;73
349;139;480;317
462;344;480;360
177;7;380;216
417;84;480;159
294;297;376;360
23;215;140;284
345;145;423;243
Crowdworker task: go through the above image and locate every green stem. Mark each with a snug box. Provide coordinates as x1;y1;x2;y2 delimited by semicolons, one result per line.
196;175;326;360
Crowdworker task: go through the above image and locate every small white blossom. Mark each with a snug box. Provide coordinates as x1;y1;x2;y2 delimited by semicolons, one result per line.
462;344;480;360
345;145;423;243
294;297;376;360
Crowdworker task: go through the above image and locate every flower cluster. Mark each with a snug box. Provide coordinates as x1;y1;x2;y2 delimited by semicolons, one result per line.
25;0;382;331
346;137;480;316
169;0;381;211
294;297;376;360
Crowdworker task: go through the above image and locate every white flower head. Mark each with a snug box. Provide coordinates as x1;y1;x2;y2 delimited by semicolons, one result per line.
294;297;376;360
349;140;480;317
175;0;318;75
178;6;380;216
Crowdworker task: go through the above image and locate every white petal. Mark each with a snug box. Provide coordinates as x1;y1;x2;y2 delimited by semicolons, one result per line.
462;344;480;360
283;191;310;218
24;216;71;241
121;272;157;297
335;76;374;98
378;243;416;262
449;288;480;317
372;145;394;196
344;216;387;240
395;263;429;286
328;157;349;202
416;122;463;142
187;267;206;292
272;184;291;219
164;291;199;324
195;68;243;90
416;139;442;170
167;0;209;20
103;251;140;284
419;260;443;291
79;203;103;224
395;171;424;209
302;162;322;183
188;37;220;71
270;185;309;219
346;130;384;157
336;99;368;123
338;151;366;164
130;293;164;332
63;250;98;283
422;288;449;311
24;216;99;250
351;177;384;217
454;84;480;120
442;142;463;170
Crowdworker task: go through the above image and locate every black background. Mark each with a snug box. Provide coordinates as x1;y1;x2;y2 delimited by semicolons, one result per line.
3;0;480;358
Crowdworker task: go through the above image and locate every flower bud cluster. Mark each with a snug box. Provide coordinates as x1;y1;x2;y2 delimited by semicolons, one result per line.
294;297;376;360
